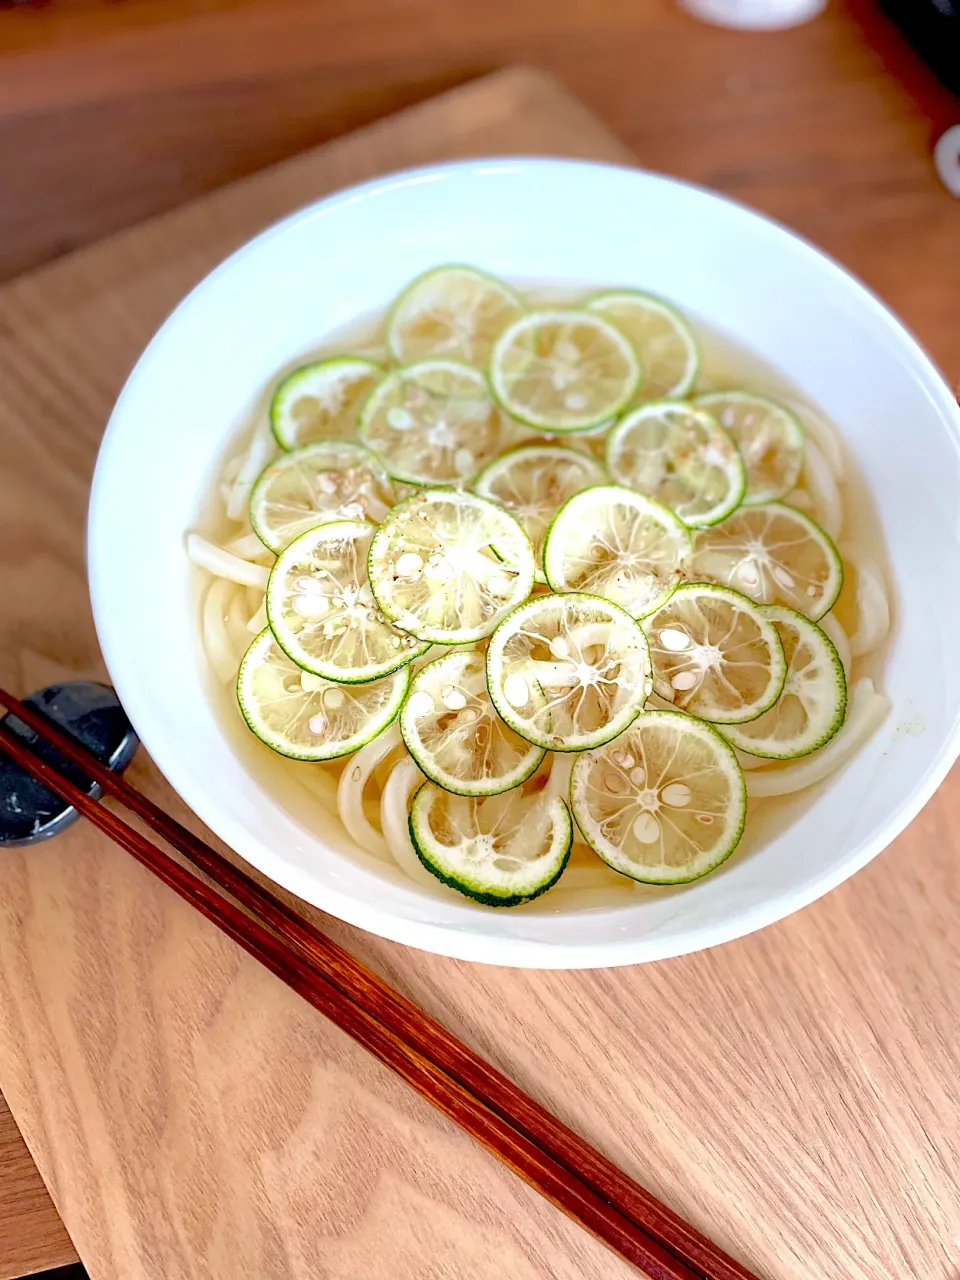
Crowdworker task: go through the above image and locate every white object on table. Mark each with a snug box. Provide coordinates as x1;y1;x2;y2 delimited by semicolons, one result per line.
677;0;826;28
934;125;960;197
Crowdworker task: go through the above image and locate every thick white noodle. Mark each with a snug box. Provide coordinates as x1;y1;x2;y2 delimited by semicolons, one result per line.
818;612;851;680
533;885;634;910
222;452;244;484
335;724;400;857
226;432;272;521
225;585;252;651
745;679;889;798
786;488;814;512
292;763;340;806
734;749;767;771
227;530;271;559
202;579;240;683
353;342;390;363
558;864;631;891
380;758;448;892
246;601;268;634
187;534;271;588
545;752;574;800
802;440;842;540
848;558;890;657
784;396;846;481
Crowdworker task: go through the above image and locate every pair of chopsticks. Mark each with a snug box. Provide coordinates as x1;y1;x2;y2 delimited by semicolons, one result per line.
0;686;759;1280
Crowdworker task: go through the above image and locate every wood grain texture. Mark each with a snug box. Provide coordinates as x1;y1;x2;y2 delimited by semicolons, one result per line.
0;1091;78;1279
0;61;959;1280
0;0;958;388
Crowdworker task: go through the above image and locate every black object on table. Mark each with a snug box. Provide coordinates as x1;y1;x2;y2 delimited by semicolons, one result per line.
879;0;960;96
0;682;138;846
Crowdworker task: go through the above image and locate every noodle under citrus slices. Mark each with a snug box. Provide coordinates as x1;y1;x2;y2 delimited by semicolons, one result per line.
189;264;892;908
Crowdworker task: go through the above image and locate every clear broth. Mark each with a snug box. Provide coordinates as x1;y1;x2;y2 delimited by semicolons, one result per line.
193;284;893;911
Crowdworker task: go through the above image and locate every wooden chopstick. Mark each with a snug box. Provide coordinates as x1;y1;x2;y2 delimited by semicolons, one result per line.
0;687;759;1280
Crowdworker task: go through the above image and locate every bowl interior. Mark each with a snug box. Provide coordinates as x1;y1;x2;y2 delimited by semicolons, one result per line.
88;159;960;967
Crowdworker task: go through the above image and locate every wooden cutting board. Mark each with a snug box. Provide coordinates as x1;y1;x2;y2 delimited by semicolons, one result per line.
1;67;959;1280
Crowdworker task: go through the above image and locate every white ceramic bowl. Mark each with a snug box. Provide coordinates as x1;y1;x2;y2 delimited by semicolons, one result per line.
89;158;960;968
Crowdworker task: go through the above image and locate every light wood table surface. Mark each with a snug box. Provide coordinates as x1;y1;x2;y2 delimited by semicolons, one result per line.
0;4;959;1279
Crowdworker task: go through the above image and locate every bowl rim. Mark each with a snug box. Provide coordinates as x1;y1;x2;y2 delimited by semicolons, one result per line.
88;155;960;968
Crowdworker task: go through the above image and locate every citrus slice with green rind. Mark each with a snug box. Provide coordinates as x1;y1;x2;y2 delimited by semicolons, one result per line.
486;592;651;751
250;441;393;553
489;310;641;432
367;489;535;644
358;358;506;486
690;502;842;621
400;648;545;795
643;582;786;724
543;485;691;619
587;290;699;401
270;357;384;450
605;400;745;527
694;390;804;504
409;785;572;906
720;605;847;758
266;519;428;682
571;709;745;883
387;265;523;368
471;445;607;583
237;628;409;759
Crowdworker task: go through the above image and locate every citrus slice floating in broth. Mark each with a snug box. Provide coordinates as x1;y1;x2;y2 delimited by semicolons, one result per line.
249;441;394;553
694;390;804;504
409;785;572;905
605;400;745;527
720;605;847;759
270;357;384;450
643;582;786;724
367;489;535;644
237;627;410;759
400;648;545;795
489;310;641;432
358;359;507;486
486;592;651;751
571;710;745;883
690;502;842;620
387;265;524;368
471;445;607;583
543;485;691;619
267;519;429;682
586;291;699;401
